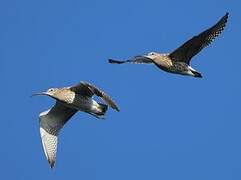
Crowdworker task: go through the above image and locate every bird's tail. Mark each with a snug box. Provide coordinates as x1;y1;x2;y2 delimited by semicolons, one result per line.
189;66;202;78
96;103;108;116
108;59;130;64
191;71;202;78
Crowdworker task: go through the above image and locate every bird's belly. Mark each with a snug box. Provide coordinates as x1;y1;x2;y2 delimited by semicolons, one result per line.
152;59;174;72
172;62;191;74
156;61;190;75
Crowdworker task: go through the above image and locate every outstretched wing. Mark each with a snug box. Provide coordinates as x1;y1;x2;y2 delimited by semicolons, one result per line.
70;83;94;97
70;81;120;112
109;55;153;64
169;13;229;64
39;102;77;168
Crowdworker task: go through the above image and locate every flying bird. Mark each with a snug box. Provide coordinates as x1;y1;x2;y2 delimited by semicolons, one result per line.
32;81;119;168
109;13;229;78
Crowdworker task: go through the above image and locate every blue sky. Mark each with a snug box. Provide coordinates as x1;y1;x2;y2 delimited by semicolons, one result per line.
0;0;240;179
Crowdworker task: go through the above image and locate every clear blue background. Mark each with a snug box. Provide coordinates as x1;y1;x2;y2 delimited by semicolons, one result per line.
0;0;240;179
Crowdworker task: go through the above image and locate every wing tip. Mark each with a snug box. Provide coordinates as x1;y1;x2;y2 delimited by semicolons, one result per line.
112;106;120;112
40;127;58;169
223;12;229;22
114;106;120;112
108;59;125;64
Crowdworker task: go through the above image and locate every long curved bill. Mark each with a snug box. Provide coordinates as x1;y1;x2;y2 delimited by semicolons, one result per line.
31;92;47;97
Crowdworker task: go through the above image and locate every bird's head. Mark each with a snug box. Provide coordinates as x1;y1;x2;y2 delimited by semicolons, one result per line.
46;88;60;96
145;52;159;59
32;88;60;98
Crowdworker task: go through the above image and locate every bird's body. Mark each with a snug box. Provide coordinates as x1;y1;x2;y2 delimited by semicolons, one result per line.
110;52;202;77
50;88;105;116
33;81;119;168
148;53;202;77
109;13;229;78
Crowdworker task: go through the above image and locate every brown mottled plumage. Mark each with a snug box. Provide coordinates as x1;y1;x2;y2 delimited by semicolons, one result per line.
33;81;119;168
109;13;229;78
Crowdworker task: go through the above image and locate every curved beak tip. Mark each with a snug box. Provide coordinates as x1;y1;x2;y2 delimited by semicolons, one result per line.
30;92;46;98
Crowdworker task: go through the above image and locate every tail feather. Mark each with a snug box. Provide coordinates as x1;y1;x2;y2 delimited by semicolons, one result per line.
96;103;108;116
191;71;202;78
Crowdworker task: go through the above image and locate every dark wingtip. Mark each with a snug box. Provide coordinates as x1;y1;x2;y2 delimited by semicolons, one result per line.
108;59;125;64
223;12;229;21
109;104;120;112
115;106;120;112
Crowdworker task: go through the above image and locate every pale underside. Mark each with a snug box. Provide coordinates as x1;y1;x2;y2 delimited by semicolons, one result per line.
39;81;119;168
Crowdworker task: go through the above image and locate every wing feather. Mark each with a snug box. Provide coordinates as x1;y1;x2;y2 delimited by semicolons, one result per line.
39;102;77;168
70;81;119;112
169;13;229;64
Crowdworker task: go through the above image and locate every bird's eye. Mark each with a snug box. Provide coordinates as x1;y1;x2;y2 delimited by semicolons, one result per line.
49;88;54;92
